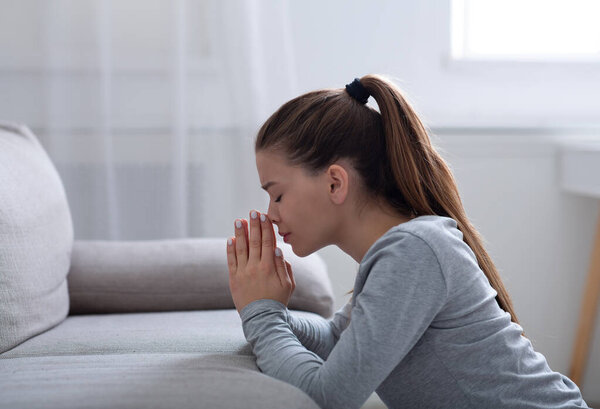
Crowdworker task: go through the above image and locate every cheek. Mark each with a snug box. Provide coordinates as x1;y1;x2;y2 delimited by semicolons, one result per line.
298;190;331;229
281;187;330;232
280;195;309;229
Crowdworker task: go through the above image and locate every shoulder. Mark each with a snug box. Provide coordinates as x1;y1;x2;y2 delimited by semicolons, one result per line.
358;215;477;288
355;217;450;305
362;215;464;265
393;215;476;263
382;215;485;295
359;216;457;281
396;215;463;245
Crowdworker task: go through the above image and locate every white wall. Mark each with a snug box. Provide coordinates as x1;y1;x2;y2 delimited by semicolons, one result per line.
286;0;600;128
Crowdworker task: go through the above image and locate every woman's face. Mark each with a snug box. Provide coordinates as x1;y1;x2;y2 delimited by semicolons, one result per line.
255;150;338;257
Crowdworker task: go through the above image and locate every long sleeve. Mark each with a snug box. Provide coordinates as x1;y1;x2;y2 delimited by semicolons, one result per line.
240;232;447;409
287;301;352;360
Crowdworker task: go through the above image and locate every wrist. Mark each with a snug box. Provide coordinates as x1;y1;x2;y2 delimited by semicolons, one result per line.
240;298;288;321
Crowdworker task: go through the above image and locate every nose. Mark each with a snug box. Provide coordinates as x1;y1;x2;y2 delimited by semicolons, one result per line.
266;201;279;226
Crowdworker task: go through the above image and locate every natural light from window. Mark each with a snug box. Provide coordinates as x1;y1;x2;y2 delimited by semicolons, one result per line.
451;0;600;61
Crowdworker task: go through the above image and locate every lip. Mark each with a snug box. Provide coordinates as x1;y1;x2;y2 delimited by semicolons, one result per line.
280;233;291;243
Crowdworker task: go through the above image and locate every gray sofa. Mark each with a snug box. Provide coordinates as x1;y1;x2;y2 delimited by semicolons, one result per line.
0;122;334;409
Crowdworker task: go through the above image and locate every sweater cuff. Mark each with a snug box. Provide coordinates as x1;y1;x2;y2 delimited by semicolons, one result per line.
240;298;288;323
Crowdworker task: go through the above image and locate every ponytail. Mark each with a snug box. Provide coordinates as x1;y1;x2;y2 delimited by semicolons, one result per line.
360;74;521;327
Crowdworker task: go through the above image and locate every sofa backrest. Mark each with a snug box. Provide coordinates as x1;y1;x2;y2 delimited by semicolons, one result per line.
0;121;74;354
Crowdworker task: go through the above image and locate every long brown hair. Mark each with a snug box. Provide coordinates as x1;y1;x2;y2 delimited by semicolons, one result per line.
254;74;520;326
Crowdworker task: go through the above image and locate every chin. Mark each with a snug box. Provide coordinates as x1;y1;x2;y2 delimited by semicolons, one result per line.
287;243;304;257
289;242;322;258
291;247;310;258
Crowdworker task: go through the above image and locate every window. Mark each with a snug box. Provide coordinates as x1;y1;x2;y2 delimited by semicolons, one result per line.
451;0;600;61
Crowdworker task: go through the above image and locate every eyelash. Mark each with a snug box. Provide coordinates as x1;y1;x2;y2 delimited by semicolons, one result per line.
275;195;282;203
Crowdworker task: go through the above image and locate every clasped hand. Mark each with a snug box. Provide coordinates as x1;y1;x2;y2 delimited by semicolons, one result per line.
227;210;295;314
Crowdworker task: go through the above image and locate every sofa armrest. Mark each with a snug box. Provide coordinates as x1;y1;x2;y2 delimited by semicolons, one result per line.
67;238;334;317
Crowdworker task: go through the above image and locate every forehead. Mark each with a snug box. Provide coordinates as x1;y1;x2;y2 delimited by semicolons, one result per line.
255;150;292;184
256;150;312;188
256;149;287;170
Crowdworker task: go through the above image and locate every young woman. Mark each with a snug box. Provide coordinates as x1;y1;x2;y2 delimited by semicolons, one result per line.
225;74;588;409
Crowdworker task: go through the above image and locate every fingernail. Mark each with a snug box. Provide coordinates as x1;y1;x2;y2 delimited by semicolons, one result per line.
250;210;258;219
227;238;233;246
275;248;282;257
260;214;266;222
235;220;242;228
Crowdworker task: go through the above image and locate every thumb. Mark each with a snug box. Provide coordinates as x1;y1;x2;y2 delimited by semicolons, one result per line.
274;247;291;288
285;260;295;291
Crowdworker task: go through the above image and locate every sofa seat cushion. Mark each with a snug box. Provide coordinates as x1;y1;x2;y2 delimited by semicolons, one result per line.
0;353;320;409
0;309;320;358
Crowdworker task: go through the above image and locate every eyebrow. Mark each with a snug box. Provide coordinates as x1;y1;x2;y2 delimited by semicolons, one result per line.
261;181;278;192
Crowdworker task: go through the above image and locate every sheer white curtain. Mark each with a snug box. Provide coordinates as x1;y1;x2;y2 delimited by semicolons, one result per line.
0;0;298;240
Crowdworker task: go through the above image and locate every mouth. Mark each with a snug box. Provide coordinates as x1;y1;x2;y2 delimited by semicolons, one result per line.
279;232;291;243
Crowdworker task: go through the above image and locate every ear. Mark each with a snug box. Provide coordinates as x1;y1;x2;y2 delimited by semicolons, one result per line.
325;164;349;205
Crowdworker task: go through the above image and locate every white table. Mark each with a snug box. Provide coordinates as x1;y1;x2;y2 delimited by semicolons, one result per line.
559;141;600;386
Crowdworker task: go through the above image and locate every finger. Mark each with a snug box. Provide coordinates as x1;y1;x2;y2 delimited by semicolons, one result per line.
274;247;292;289
248;210;262;264
260;213;275;256
242;219;250;257
226;237;237;275
271;217;276;248
285;260;296;292
234;219;248;269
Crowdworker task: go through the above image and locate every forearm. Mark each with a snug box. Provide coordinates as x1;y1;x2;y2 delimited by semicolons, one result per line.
287;302;352;360
240;299;337;408
241;299;376;409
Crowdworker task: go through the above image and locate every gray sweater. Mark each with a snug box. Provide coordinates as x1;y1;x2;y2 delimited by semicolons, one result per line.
240;215;588;409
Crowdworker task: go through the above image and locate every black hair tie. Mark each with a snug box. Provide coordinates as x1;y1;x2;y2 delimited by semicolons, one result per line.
345;78;370;104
